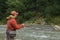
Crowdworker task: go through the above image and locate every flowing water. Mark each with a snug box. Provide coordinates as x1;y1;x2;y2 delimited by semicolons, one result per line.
0;25;60;40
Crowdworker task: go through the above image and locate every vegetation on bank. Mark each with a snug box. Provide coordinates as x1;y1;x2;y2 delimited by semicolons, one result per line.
0;0;60;25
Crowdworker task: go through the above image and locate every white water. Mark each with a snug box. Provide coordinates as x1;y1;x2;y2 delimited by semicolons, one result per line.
0;25;60;40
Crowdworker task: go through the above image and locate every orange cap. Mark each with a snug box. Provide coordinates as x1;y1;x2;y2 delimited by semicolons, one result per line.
11;11;18;16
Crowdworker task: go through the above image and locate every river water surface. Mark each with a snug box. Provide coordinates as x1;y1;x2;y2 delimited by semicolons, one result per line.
0;25;60;40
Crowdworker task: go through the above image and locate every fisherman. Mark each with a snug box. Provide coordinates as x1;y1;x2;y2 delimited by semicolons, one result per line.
6;11;24;40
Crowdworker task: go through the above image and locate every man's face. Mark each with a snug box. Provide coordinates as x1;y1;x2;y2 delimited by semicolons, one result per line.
14;14;17;18
12;13;18;18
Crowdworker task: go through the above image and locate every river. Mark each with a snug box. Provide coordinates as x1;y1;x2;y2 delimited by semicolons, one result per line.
0;25;60;40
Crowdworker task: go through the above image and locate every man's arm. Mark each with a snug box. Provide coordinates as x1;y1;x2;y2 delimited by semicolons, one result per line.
11;20;24;30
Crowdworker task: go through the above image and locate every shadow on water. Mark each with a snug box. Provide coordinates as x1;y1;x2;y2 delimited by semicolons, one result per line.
0;25;60;40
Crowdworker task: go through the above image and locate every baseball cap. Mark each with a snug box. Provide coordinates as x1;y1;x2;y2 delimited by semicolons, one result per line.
11;11;18;16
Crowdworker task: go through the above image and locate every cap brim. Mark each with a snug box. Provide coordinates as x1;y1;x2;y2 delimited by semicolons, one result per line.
16;13;18;15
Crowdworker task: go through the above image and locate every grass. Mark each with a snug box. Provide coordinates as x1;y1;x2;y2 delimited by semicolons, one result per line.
1;16;60;26
24;16;60;26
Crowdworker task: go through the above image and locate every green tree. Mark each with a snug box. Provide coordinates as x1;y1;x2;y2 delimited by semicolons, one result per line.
0;0;8;20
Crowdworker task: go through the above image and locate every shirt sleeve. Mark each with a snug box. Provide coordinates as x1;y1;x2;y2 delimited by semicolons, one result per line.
11;20;24;30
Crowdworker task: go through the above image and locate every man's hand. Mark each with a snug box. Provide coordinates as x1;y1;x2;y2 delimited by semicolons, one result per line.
22;23;24;26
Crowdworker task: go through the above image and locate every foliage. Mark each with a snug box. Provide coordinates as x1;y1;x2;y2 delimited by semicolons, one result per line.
0;0;60;24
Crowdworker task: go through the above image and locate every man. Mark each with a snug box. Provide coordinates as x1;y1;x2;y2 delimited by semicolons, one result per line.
6;11;24;40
